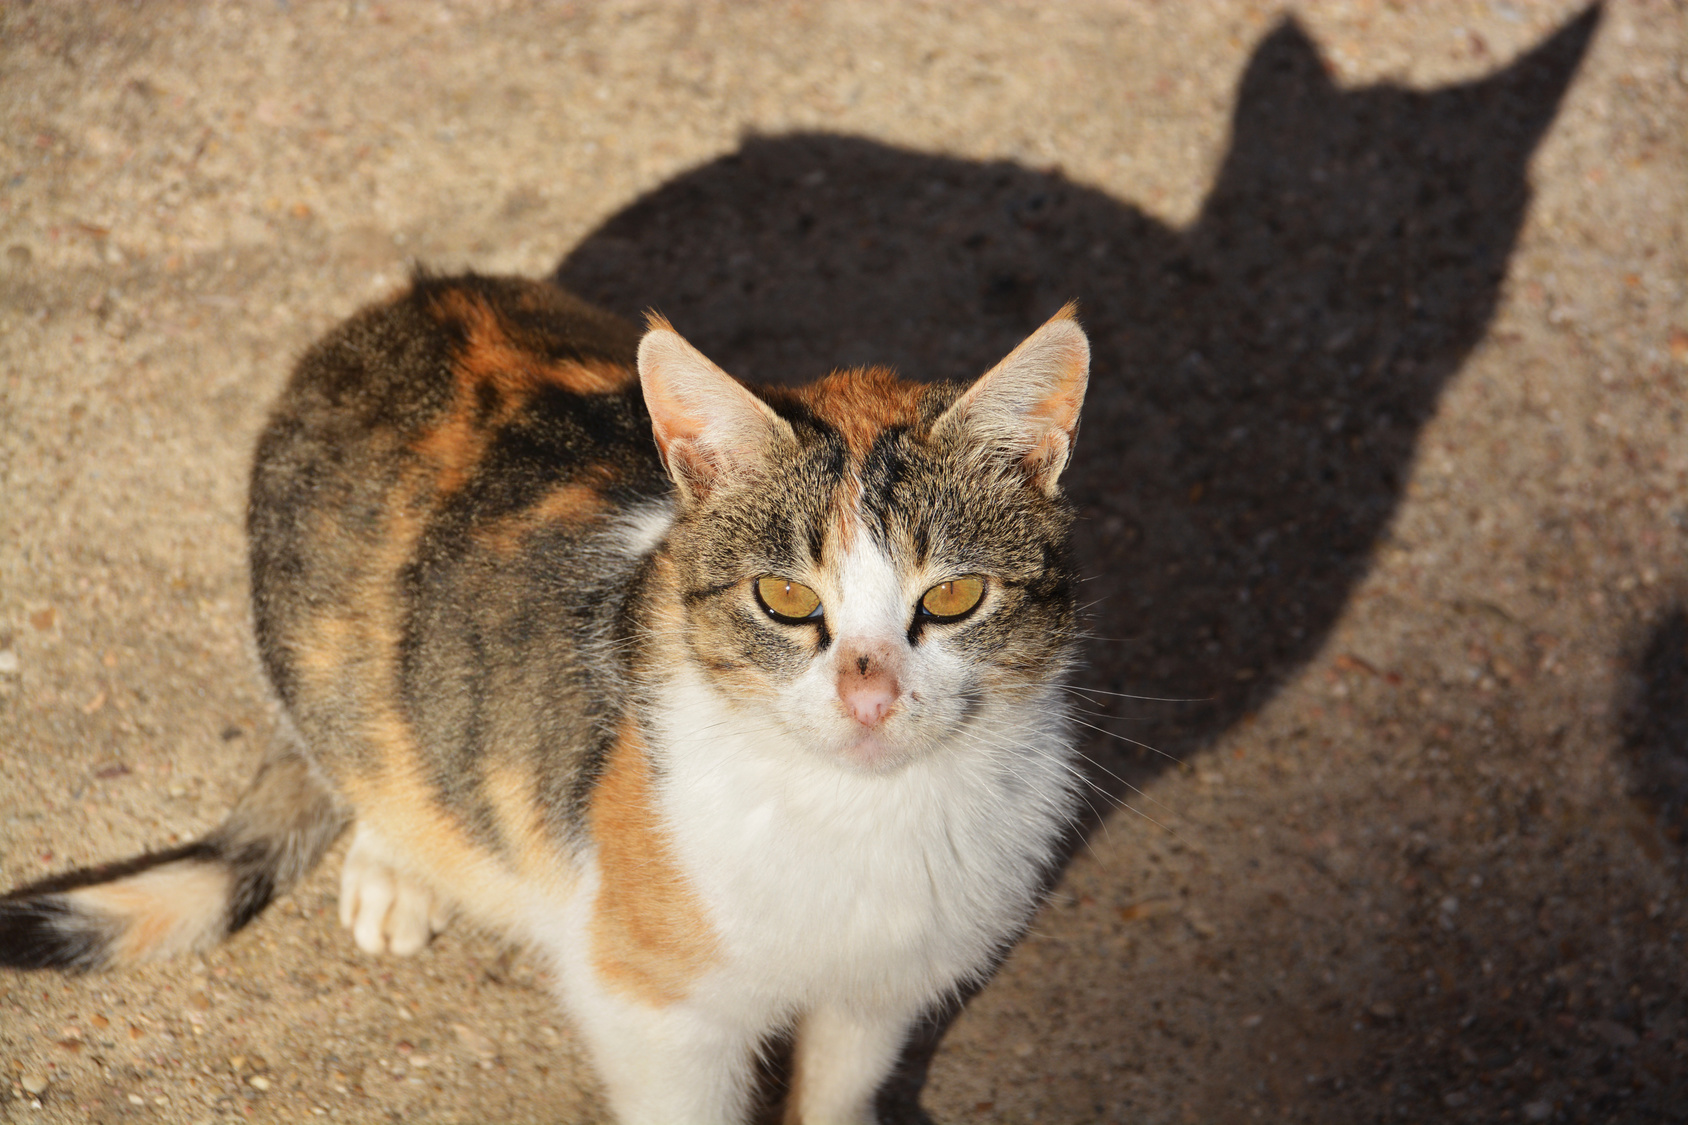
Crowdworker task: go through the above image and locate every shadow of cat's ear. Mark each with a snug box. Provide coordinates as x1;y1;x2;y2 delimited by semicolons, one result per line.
934;304;1090;496
1235;16;1334;102
1461;2;1601;143
637;319;795;500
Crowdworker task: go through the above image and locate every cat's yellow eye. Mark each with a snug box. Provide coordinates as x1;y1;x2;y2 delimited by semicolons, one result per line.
755;577;823;623
919;576;985;620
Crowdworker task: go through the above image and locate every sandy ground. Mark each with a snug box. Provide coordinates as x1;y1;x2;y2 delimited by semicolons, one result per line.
2;1;1685;1122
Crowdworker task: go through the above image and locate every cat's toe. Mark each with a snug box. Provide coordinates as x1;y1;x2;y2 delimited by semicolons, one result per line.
339;825;447;956
346;861;396;953
386;879;440;955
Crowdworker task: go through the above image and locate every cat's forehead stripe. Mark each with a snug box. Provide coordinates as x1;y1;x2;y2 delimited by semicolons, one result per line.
765;367;932;550
833;472;865;547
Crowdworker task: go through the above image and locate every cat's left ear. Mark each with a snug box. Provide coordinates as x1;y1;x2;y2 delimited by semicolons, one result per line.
934;303;1090;495
638;316;795;502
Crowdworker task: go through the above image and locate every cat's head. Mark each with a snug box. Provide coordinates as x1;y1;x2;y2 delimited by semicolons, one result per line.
638;309;1089;772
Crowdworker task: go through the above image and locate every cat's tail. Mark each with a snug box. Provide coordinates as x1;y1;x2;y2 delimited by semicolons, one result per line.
0;747;348;972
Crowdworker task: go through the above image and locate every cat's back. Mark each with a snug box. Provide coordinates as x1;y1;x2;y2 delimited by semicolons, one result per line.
252;272;653;515
249;274;670;809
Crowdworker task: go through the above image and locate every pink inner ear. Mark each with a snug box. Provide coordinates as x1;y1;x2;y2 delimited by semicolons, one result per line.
1023;428;1071;481
637;329;720;462
657;436;708;491
936;310;1089;493
637;327;794;498
1032;377;1086;434
639;379;705;485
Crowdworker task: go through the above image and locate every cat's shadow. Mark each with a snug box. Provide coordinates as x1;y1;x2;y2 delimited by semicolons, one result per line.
554;9;1596;1121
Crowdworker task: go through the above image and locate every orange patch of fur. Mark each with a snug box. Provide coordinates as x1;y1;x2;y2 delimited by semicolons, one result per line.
433;288;634;396
589;720;720;1007
346;712;464;856
416;289;634;495
475;472;614;555
293;612;360;689
485;758;571;897
531;479;609;522
793;366;928;460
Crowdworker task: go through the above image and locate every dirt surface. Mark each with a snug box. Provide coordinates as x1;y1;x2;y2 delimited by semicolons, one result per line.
2;2;1686;1122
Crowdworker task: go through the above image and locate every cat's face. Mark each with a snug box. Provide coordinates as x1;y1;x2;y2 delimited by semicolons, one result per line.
641;312;1087;772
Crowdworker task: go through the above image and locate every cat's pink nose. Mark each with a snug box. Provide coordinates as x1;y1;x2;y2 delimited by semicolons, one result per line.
836;645;902;728
840;679;898;728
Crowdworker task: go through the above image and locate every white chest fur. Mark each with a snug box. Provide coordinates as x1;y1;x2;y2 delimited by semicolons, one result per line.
650;666;1077;1020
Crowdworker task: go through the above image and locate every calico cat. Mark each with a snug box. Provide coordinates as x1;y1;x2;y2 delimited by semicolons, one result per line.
0;271;1089;1125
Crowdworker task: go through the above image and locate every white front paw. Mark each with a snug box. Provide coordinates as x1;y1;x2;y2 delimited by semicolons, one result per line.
338;825;449;956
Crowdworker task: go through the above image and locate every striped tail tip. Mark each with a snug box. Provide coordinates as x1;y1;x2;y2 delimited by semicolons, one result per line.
0;896;112;972
1;749;347;973
0;845;241;973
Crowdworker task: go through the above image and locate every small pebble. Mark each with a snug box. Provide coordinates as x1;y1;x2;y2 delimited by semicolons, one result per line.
1241;1013;1264;1028
128;1093;146;1106
1522;1100;1553;1122
1587;1019;1639;1049
0;649;18;674
248;1075;272;1091
453;1022;496;1061
20;1073;48;1095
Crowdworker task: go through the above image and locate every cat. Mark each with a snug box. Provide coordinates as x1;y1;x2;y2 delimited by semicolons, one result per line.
0;270;1090;1125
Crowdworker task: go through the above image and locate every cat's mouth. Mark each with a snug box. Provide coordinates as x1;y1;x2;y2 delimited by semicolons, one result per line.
837;729;908;774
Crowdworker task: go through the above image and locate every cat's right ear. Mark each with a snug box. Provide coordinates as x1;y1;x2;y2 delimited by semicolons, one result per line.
933;304;1090;496
638;317;794;502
